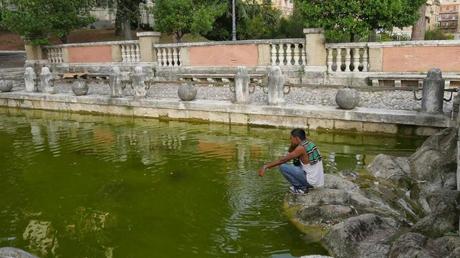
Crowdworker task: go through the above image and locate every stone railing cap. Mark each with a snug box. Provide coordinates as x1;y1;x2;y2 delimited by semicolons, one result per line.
303;28;324;34
136;32;161;37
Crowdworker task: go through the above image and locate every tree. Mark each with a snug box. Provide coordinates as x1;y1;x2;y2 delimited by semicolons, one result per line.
154;0;226;42
114;0;142;40
411;3;426;40
204;0;282;41
296;0;426;42
1;0;95;44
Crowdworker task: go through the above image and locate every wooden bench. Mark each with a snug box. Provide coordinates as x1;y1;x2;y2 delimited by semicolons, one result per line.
177;73;266;84
369;73;460;88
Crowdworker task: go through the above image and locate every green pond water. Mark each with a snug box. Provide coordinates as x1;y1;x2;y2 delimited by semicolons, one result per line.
0;108;425;258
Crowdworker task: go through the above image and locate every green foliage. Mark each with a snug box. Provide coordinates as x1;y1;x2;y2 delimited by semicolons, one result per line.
154;0;226;42
1;0;95;44
296;0;426;42
425;29;454;40
276;12;305;39
205;0;282;41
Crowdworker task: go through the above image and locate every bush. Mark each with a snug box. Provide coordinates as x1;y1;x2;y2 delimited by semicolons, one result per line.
425;29;454;40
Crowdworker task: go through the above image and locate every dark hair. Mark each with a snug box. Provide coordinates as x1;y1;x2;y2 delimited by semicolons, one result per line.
291;128;306;140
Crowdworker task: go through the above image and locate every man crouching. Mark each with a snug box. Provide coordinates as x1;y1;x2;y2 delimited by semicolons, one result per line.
258;128;324;194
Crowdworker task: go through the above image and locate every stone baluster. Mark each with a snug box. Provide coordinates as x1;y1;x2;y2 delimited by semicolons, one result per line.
362;47;369;72
156;48;162;66
279;44;286;66
129;45;135;63
327;48;334;72
170;48;176;67
293;44;300;66
24;67;37;92
285;43;292;66
271;44;278;65
351;48;359;72
175;48;181;66
162;48;168;67
267;66;285;106
121;45;127;63
135;44;140;62
233;66;250;104
344;48;351;72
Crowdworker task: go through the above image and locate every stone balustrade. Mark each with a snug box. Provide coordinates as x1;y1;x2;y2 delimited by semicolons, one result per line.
270;39;306;67
326;43;369;73
44;46;64;64
118;41;141;63
154;44;182;67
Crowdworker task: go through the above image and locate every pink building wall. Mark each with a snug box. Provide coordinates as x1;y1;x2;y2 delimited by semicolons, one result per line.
188;44;259;67
68;45;113;63
382;46;460;72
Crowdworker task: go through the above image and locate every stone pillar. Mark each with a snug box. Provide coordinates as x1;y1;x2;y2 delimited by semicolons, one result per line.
24;67;37;92
303;28;327;72
109;67;124;98
24;41;44;61
234;66;250;104
132;66;147;98
267;66;285;106
368;45;383;72
136;32;161;63
111;45;122;62
421;68;445;114
40;67;54;94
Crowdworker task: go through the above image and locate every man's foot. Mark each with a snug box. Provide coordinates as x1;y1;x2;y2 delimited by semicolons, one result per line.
289;186;307;194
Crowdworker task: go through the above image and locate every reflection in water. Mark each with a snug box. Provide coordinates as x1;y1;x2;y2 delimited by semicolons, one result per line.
0;108;425;258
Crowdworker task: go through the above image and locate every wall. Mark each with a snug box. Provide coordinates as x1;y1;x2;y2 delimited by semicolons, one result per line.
67;45;113;63
382;46;460;72
187;44;260;67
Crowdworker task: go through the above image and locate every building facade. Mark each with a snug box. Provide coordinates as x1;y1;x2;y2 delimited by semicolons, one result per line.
392;0;441;39
439;0;460;35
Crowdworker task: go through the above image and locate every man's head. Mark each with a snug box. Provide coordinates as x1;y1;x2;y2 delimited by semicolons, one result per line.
290;128;306;145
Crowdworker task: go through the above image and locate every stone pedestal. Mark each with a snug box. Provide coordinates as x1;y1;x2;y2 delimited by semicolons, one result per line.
267;66;285;106
24;67;37;92
133;66;147;98
234;66;250;104
137;32;161;63
421;68;445;114
304;28;327;72
40;67;54;94
109;67;124;98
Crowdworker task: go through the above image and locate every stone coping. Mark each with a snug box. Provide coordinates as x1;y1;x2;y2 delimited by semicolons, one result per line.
154;38;305;48
136;32;161;37
43;40;139;49
0;50;26;54
0;92;453;134
367;39;460;48
326;42;369;48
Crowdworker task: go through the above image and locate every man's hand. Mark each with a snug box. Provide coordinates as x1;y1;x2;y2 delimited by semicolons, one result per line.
258;166;266;177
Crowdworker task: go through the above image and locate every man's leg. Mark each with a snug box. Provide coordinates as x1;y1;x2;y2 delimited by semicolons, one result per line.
279;164;308;189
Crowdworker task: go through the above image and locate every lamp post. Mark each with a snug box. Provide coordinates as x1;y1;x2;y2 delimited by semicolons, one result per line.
232;0;236;41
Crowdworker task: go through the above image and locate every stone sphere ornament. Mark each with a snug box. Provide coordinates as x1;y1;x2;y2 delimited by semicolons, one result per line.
336;88;360;110
0;80;13;92
72;79;89;96
178;82;197;101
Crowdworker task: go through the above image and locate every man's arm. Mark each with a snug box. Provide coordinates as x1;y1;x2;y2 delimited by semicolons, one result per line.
258;146;303;176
